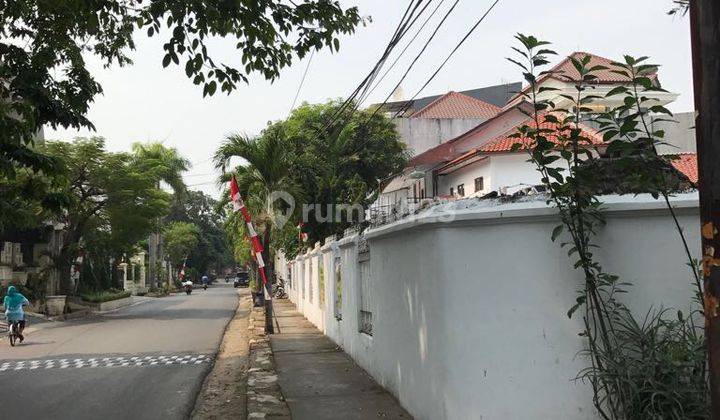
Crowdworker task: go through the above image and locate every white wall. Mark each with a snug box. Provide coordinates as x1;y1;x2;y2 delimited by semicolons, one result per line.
395;118;486;156
654;111;696;154
283;193;700;420
490;153;546;192
438;158;492;197
439;153;546;197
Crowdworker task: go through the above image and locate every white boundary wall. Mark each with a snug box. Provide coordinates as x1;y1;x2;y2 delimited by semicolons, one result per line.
285;193;700;420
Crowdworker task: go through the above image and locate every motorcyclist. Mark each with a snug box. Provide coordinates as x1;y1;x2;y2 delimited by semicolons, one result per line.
3;286;29;342
201;275;209;289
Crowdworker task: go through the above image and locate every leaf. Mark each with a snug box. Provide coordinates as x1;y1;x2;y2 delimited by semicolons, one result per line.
506;57;528;71
551;225;563;242
650;105;673;116
162;54;171;68
602;130;618;142
567;296;586;318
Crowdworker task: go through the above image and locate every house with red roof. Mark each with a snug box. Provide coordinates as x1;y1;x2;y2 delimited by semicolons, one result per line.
374;51;696;215
504;52;678;111
389;88;510;157
372;83;518;211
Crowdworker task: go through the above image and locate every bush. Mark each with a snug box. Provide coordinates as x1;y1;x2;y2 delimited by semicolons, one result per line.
80;289;131;303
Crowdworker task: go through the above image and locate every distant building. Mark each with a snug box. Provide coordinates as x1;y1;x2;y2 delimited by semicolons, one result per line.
373;52;697;220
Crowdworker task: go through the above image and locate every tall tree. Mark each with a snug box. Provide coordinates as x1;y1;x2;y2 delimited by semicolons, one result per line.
0;0;362;229
279;100;408;244
132;142;190;288
167;190;233;277
214;131;301;281
163;221;200;281
44;137;170;293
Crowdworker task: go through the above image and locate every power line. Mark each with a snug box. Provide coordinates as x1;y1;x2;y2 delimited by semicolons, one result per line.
365;0;448;102
318;0;431;135
394;0;502;119
355;0;436;107
368;0;461;119
289;49;315;114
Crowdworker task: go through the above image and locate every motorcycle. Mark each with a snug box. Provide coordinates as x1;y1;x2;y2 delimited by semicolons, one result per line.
184;283;193;295
203;283;208;290
273;281;288;299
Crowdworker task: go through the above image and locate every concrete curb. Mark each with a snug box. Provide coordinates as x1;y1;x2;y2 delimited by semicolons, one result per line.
246;307;291;419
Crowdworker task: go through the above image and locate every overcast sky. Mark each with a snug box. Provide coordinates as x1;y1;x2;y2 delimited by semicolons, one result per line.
46;0;693;198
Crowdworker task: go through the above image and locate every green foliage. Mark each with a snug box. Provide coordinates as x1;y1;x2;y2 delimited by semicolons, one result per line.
215;100;407;271
270;100;408;244
0;0;361;237
43;137;173;292
80;289;131;303
509;34;707;418
168;190;233;277
164;221;200;268
0;165;67;234
0;0;361;173
132;142;191;195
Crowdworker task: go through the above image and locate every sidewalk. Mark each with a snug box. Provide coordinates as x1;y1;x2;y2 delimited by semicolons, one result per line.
269;300;412;420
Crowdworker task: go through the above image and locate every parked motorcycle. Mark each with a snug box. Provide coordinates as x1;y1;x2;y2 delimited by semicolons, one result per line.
273;281;287;299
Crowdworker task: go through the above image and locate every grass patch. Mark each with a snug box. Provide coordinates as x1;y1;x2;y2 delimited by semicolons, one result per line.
80;289;131;303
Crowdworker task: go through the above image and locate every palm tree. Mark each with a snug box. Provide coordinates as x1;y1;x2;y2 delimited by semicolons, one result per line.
132;142;191;289
215;131;300;331
132;142;190;195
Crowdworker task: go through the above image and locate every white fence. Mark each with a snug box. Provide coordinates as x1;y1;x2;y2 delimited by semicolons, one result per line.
282;193;701;420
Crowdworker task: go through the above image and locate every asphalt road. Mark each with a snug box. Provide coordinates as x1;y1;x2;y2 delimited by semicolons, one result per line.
0;283;239;420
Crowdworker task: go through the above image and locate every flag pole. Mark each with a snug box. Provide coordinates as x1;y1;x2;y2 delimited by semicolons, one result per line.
230;176;274;334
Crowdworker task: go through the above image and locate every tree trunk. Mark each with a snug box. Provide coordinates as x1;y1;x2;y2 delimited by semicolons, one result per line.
147;233;157;289
689;1;720;417
263;223;274;334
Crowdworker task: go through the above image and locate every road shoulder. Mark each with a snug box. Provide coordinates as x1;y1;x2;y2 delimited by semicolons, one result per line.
191;288;251;419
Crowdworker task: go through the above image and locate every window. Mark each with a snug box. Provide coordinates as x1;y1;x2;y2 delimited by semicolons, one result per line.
450;187;454;196
358;249;373;335
457;184;465;197
474;177;484;192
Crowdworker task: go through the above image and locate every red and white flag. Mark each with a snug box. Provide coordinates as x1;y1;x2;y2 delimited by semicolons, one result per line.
229;176;269;288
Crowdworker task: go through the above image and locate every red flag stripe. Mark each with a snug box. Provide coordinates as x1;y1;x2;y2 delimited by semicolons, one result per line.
229;175;268;286
251;236;263;253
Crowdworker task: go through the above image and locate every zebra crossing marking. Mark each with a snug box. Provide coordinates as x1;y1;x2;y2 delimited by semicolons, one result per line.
0;354;210;373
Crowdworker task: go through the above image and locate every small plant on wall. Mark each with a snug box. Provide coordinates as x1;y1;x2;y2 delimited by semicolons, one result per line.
508;34;708;419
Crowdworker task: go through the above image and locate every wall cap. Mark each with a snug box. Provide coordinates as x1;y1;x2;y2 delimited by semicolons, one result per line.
365;192;699;240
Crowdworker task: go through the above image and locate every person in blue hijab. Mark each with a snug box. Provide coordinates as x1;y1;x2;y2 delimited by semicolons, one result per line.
4;286;29;342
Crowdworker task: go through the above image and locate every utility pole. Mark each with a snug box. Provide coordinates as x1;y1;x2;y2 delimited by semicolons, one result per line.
689;1;720;416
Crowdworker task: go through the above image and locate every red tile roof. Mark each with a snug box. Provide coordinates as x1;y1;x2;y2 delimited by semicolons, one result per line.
551;52;658;84
412;91;501;119
669;153;698;183
505;52;660;108
477;116;604;153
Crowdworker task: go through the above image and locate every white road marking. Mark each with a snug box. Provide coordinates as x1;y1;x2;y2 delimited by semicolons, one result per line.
0;353;211;373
